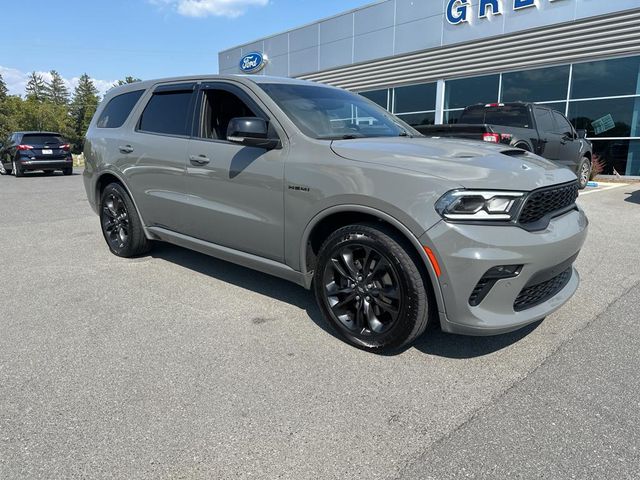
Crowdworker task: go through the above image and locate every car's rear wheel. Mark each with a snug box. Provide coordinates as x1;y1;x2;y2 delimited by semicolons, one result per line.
13;161;24;177
100;183;151;257
314;223;431;352
63;167;73;176
577;157;592;189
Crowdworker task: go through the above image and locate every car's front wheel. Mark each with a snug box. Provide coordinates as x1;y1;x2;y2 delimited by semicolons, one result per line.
314;223;431;352
577;157;592;189
100;183;151;257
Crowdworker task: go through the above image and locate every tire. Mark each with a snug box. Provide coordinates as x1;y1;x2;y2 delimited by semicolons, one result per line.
514;143;531;152
313;223;431;352
577;157;591;189
99;182;151;257
13;161;24;177
63;167;73;176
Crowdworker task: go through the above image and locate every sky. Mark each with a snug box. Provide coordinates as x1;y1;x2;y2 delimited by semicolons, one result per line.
0;0;374;97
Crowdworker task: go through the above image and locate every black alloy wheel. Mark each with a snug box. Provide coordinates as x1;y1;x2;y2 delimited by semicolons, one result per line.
99;183;151;257
102;191;131;252
314;223;431;352
323;243;402;336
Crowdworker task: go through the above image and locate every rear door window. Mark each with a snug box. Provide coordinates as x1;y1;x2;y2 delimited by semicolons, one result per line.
552;111;574;136
534;108;556;134
138;85;196;136
97;90;145;128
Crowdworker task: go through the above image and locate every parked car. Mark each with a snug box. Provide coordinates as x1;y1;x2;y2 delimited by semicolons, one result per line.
0;132;73;177
83;76;588;352
417;103;593;189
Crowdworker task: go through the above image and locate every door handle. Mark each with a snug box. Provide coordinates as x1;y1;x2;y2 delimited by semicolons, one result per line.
189;155;210;166
119;145;134;154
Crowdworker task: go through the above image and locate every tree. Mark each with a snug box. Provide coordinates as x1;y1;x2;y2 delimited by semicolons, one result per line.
44;70;70;105
115;76;142;87
25;72;47;102
69;73;100;151
0;73;7;101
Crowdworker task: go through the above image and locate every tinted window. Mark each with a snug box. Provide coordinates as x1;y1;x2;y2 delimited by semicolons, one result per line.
396;112;435;128
394;83;437;114
552;112;573;136
445;74;500;109
534;108;556;134
445;110;464;124
568;97;640;138
97;90;144;128
459;105;531;128
571;56;640;99
139;90;194;136
502;66;570;103
22;134;65;145
359;89;388;109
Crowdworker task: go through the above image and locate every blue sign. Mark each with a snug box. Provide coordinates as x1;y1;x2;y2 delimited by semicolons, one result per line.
239;52;268;74
446;0;568;25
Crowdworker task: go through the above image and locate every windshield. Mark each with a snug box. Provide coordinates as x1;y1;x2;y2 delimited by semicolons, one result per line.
259;83;420;140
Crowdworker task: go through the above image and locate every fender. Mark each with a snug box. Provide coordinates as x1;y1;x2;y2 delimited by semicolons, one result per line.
299;204;446;312
94;167;154;240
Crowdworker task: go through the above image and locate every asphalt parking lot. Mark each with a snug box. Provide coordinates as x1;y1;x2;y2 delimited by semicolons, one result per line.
1;171;639;479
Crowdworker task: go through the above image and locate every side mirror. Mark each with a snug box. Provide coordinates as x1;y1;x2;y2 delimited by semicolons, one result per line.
576;129;587;139
227;117;280;150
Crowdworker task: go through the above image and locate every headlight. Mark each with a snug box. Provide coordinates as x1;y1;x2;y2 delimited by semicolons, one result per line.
435;190;525;221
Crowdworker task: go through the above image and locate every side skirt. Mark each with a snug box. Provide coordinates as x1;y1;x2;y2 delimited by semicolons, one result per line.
147;226;313;289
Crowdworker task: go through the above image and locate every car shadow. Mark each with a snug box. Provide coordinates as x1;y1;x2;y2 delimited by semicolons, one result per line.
18;171;81;177
151;242;541;358
624;188;640;205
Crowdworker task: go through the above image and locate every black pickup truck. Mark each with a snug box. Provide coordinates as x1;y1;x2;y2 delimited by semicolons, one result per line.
417;103;593;189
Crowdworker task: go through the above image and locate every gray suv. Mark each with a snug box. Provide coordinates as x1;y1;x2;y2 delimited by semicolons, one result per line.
83;75;588;352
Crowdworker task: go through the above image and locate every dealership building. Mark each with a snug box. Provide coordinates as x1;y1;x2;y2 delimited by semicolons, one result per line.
219;0;640;176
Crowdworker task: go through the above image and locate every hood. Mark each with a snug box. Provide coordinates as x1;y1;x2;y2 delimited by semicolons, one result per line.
330;137;577;191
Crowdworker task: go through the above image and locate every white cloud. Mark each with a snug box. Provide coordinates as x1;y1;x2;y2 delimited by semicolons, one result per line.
150;0;269;18
0;66;116;98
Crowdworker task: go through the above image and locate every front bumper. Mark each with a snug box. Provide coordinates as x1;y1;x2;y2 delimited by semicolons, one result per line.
422;207;588;335
19;158;72;171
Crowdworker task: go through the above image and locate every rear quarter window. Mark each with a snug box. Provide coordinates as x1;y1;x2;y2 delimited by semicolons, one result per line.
97;90;145;129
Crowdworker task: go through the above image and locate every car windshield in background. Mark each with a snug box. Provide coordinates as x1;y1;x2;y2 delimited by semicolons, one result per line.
259;83;419;140
461;106;531;128
21;134;65;145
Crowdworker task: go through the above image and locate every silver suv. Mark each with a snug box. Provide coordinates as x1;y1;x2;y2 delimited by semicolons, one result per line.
83;75;588;352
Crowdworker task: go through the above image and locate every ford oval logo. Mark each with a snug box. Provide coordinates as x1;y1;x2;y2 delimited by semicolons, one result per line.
239;52;268;74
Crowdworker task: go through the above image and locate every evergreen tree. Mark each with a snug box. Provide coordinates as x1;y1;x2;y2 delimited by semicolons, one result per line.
70;74;100;150
115;76;142;87
44;70;70;105
25;72;47;102
0;73;7;101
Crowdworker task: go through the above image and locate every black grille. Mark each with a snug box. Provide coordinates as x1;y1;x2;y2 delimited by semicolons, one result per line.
514;268;572;312
518;182;579;227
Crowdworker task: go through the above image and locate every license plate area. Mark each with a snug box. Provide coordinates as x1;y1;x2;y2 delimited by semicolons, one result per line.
42;149;53;155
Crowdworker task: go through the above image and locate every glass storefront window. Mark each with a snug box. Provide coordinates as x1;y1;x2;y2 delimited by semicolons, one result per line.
393;83;437;114
396;112;435;128
444;110;464;124
571;56;640;99
592;140;640;176
359;89;389;109
568;97;640;138
444;74;499;110
502;65;570;103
